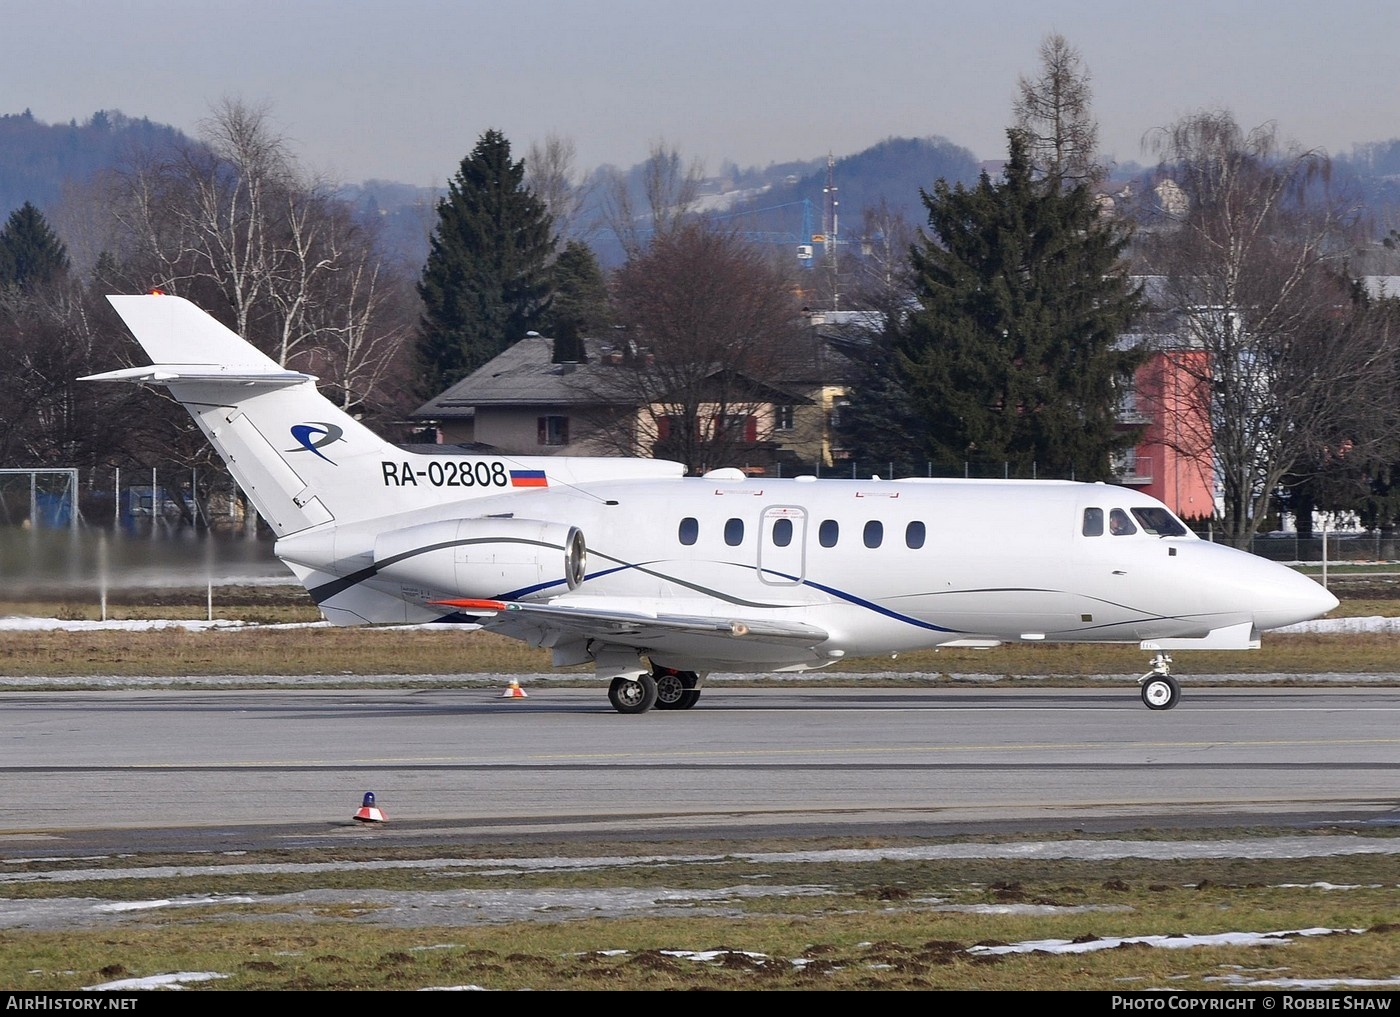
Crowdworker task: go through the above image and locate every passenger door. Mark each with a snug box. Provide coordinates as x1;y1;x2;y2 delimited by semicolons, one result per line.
758;505;807;585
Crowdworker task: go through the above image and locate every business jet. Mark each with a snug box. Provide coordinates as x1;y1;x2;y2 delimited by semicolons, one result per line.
85;294;1339;714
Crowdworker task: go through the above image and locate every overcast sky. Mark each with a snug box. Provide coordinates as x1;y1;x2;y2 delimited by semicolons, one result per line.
8;0;1399;187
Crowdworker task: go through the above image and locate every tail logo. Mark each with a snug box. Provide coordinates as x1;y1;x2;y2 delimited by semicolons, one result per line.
287;422;345;464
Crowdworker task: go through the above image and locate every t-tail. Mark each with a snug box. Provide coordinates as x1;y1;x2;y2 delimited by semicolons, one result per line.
87;293;529;536
87;293;686;539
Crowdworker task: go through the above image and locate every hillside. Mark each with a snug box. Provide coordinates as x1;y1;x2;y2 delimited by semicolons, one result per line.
0;109;188;219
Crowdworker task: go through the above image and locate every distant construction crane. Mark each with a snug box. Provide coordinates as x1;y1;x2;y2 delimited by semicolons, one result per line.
706;198;818;268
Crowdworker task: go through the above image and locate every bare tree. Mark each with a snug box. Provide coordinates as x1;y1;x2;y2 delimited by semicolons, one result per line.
0;284;191;472
602;141;705;258
578;225;805;473
1139;111;1390;543
1013;32;1101;186
525;133;591;243
849;198;917;312
299;207;418;421
104;99;416;418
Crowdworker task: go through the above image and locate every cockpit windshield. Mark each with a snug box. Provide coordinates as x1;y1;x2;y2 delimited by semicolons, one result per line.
1083;505;1192;537
1129;506;1189;537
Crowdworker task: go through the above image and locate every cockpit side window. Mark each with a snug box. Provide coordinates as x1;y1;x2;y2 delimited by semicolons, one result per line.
1130;507;1189;536
1082;507;1104;536
1109;508;1137;536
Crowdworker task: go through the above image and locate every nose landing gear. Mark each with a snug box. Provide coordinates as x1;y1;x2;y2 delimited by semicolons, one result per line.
1138;653;1181;710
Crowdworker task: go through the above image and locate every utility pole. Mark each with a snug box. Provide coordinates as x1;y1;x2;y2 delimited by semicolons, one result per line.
822;153;840;310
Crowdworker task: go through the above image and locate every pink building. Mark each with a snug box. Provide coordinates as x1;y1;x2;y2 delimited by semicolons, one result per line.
1116;347;1214;522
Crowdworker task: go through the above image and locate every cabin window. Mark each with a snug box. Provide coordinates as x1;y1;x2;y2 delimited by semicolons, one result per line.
537;415;569;446
905;521;926;549
772;517;793;547
1130;507;1189;536
774;404;795;431
678;517;698;545
863;520;884;548
1083;508;1104;536
1109;508;1138;536
819;519;839;547
724;517;744;546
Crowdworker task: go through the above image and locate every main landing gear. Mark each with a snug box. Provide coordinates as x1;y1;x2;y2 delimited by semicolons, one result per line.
653;667;701;710
607;672;657;714
604;668;702;713
1138;653;1181;711
599;652;703;714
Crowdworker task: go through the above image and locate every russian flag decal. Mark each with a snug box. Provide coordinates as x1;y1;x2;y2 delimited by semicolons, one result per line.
509;470;548;487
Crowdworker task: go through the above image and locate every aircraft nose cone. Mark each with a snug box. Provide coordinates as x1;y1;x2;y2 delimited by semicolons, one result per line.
1253;567;1339;631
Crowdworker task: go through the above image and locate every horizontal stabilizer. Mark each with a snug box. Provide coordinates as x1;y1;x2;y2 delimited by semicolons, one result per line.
81;365;313;387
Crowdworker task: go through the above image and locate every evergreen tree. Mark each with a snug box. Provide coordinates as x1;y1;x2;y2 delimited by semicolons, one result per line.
0;202;69;291
834;326;926;477
895;130;1142;480
540;240;610;363
416;129;554;395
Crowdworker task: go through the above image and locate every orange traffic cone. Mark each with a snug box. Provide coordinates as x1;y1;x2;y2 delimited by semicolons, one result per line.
501;678;528;699
353;791;386;823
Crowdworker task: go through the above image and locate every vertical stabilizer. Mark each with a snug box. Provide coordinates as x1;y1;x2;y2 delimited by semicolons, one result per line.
92;294;395;535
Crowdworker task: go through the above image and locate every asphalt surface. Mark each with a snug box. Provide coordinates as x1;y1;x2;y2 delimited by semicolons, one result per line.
3;684;1398;854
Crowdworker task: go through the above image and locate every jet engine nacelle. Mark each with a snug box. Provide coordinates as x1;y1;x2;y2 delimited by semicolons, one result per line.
373;517;586;599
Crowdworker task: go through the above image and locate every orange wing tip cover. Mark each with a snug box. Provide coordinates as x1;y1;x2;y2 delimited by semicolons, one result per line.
430;598;509;611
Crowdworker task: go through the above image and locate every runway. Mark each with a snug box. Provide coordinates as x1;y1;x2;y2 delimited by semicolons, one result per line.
3;685;1398;852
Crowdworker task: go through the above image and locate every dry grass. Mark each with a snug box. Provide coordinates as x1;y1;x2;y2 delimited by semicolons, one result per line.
2;839;1396;991
1;626;1398;679
0;582;1395;680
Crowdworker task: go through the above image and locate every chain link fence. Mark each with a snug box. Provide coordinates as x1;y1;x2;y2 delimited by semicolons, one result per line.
0;465;252;534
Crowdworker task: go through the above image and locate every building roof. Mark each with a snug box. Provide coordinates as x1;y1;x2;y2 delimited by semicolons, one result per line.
414;327;859;420
414;335;626;418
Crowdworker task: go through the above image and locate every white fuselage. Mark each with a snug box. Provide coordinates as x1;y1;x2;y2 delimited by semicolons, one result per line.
276;473;1337;674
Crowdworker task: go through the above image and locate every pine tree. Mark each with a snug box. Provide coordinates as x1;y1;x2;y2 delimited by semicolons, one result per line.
895;130;1142;480
540;240;610;363
416;129;554;395
0;202;69;291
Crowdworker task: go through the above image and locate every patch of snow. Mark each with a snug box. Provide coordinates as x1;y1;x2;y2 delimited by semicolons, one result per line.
93;895;255;913
84;971;228;991
968;926;1361;956
932;903;1133;916
1214;975;1400;988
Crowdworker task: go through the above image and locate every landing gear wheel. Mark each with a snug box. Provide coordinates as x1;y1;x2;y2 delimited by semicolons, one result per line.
608;673;657;714
653;669;701;711
1141;674;1180;711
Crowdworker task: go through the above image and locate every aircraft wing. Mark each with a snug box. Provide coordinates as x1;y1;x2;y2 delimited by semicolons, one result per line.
431;597;828;646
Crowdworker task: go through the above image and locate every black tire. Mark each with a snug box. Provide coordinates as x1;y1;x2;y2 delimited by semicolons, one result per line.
653;669;699;710
1141;674;1180;711
608;673;657;714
